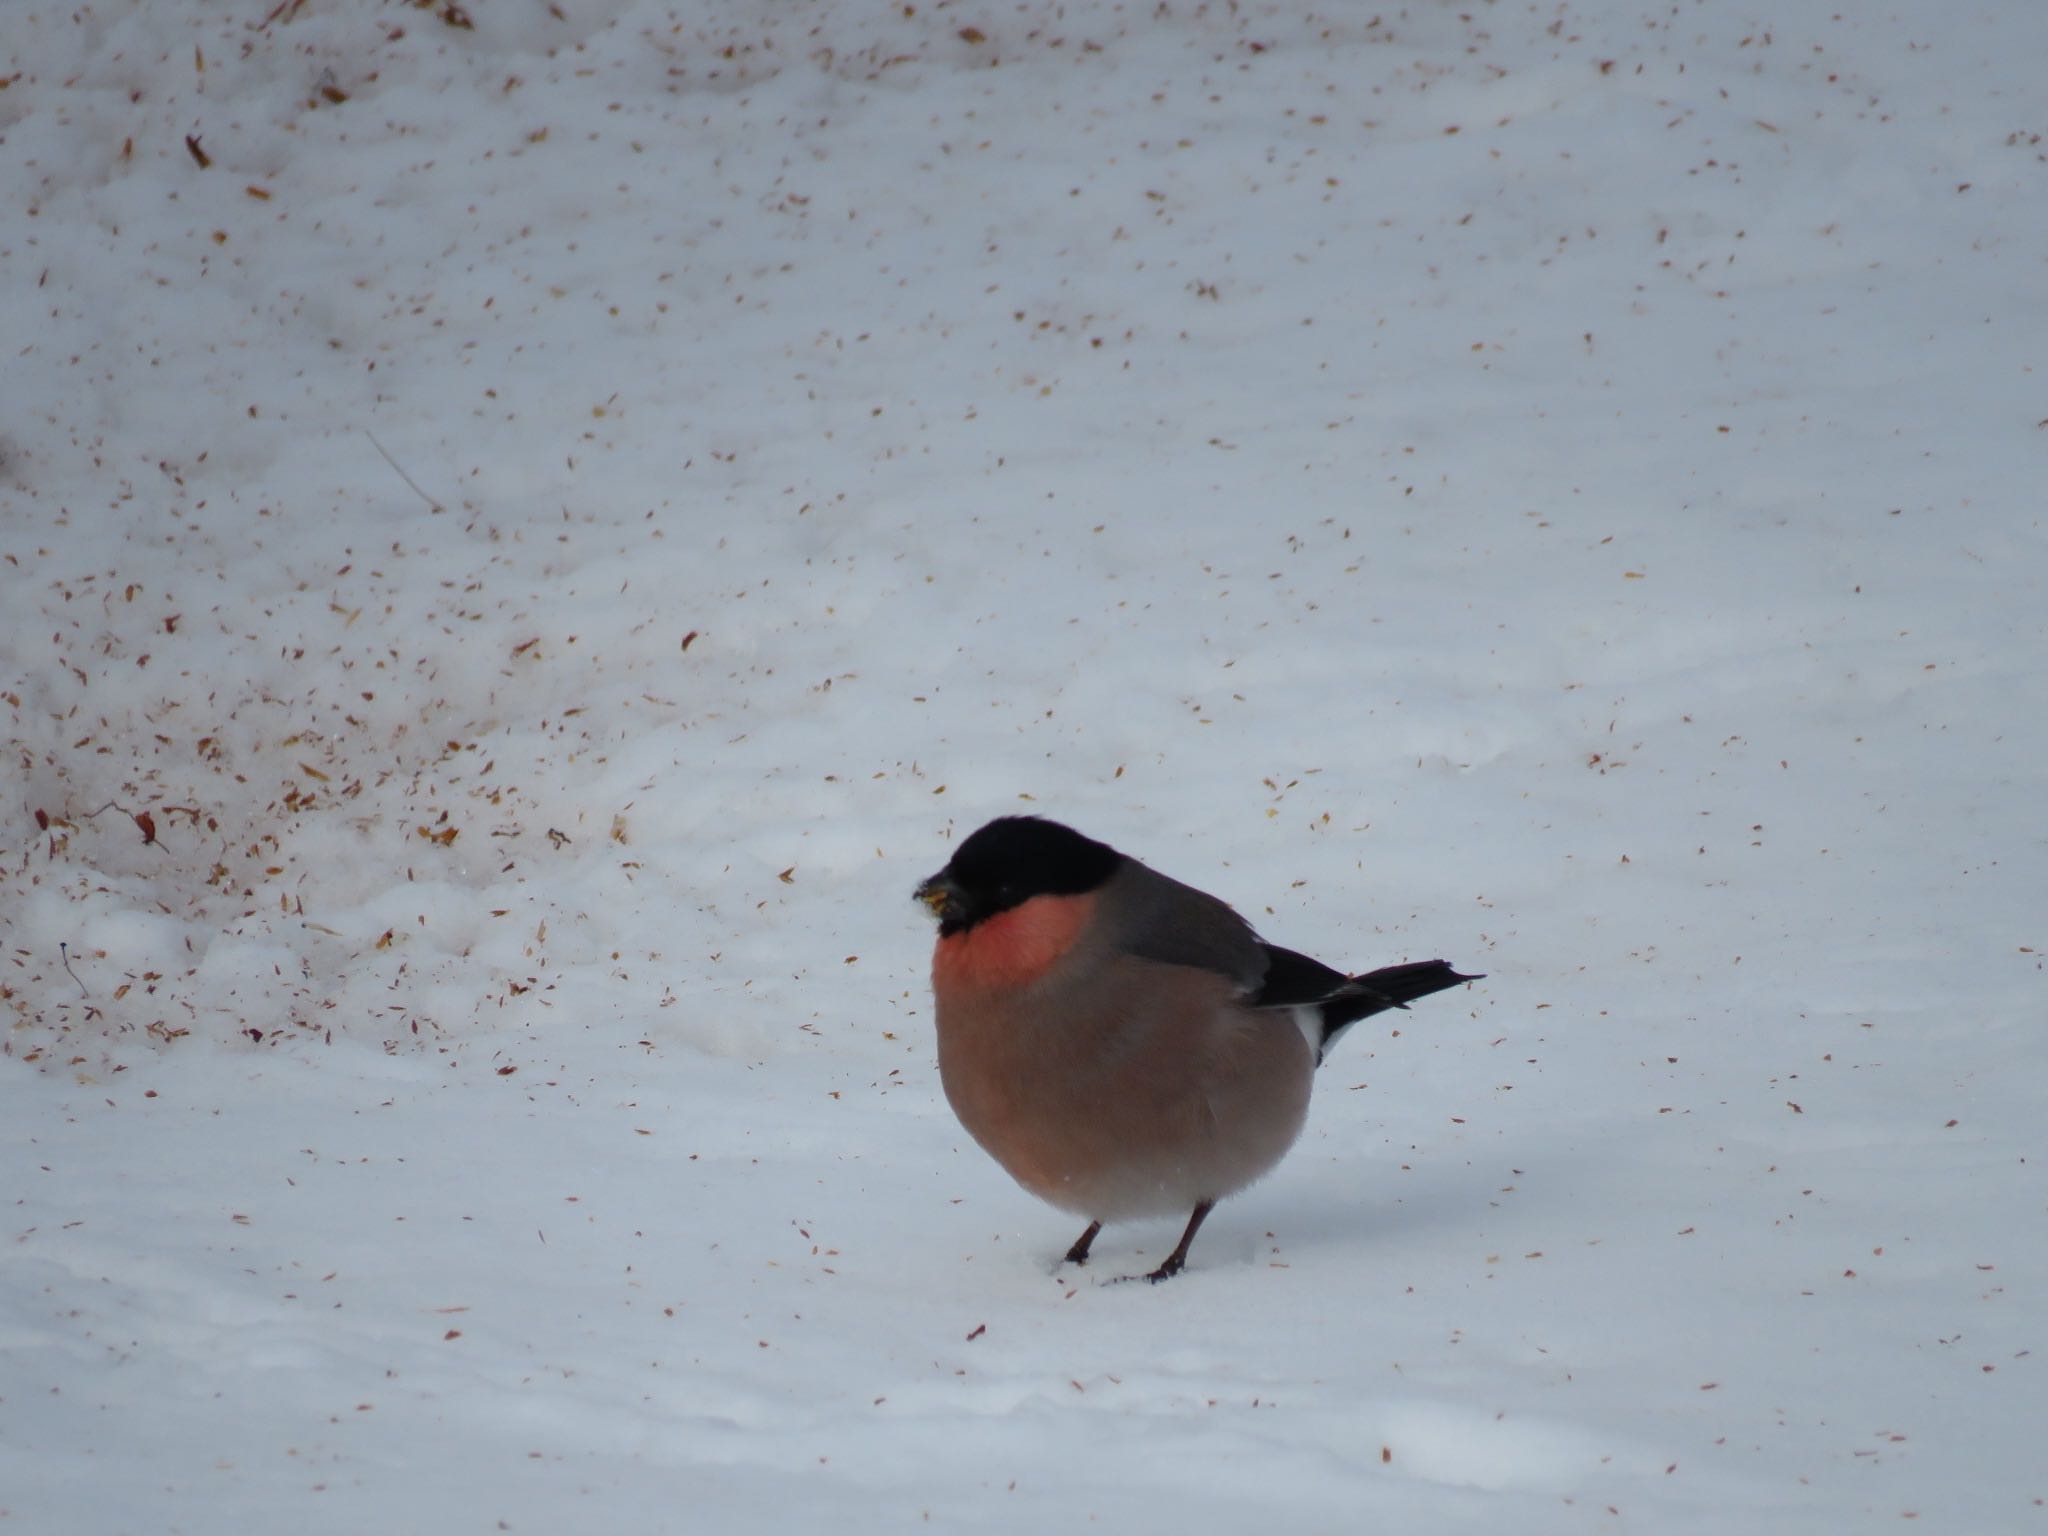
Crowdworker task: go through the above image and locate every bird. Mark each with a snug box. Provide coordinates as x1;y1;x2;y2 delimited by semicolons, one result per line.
915;815;1481;1282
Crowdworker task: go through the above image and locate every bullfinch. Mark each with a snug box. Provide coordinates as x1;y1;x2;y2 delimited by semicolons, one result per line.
916;815;1480;1282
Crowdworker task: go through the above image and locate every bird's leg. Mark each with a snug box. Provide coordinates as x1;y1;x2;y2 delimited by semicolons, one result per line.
1063;1220;1103;1266
1145;1200;1215;1283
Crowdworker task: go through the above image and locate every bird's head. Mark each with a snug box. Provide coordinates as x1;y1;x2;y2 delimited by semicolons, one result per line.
914;816;1120;937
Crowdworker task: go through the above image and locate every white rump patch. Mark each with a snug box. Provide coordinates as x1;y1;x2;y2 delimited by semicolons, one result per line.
1289;1004;1324;1064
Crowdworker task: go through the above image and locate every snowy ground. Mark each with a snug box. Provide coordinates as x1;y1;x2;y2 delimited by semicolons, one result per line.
4;0;2045;1529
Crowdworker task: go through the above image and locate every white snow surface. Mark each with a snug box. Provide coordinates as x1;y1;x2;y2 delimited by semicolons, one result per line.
4;0;2045;1529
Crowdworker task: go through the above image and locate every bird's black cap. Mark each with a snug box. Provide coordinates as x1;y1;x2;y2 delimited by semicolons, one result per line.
915;816;1122;936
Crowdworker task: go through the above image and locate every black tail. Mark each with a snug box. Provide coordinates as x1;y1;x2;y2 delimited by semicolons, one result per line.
1341;959;1479;1019
1318;959;1481;1059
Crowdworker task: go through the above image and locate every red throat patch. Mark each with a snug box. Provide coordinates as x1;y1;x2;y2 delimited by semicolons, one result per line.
933;891;1096;993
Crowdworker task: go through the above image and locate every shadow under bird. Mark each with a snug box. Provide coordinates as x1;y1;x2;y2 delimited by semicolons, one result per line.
916;816;1482;1282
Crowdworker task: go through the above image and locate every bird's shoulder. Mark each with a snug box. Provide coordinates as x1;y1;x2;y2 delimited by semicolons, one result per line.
1100;860;1363;1016
1102;859;1271;993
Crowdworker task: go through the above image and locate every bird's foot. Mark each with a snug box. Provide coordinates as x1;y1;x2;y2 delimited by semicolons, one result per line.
1105;1261;1185;1285
1062;1220;1103;1267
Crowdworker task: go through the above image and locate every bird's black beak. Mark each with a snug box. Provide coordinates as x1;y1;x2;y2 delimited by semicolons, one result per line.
914;871;956;921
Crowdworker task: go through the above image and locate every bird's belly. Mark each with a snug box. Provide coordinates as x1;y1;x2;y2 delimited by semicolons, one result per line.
936;991;1314;1221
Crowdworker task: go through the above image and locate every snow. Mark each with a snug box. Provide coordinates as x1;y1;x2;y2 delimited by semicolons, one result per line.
3;0;2044;1529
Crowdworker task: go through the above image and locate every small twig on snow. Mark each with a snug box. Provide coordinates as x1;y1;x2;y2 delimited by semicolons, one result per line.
366;431;447;512
82;800;164;850
60;942;89;997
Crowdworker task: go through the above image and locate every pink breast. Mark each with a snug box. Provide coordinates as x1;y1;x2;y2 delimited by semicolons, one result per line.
933;892;1095;993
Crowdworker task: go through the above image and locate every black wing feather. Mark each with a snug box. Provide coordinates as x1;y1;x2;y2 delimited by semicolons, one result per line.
1246;944;1355;1009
